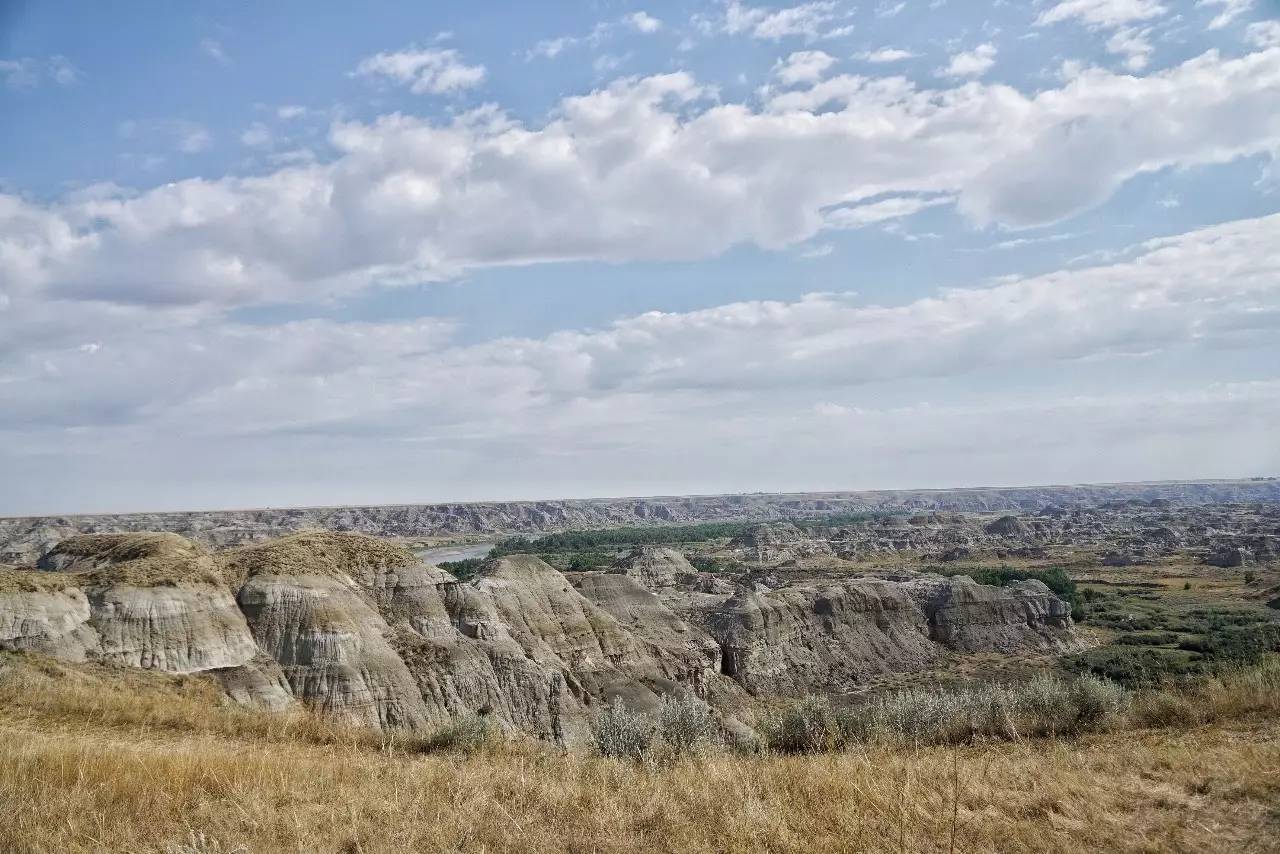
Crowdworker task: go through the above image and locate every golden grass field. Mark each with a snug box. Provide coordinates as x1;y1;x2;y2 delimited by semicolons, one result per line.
1;654;1278;854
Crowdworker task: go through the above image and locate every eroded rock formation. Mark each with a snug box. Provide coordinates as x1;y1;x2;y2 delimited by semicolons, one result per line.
3;478;1277;564
0;530;1084;742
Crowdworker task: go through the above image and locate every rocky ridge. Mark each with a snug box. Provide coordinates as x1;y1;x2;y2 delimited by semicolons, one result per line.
723;503;1280;568
2;478;1277;565
0;532;1081;742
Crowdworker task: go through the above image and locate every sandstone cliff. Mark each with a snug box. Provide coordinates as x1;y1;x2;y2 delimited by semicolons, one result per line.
0;531;1081;741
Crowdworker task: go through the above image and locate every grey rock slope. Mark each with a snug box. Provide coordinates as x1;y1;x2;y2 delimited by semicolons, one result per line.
2;478;1277;564
0;530;1082;740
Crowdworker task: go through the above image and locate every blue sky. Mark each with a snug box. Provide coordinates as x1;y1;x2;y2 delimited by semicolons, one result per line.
1;0;1279;514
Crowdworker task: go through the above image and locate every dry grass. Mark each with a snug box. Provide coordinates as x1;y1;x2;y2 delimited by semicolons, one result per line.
32;532;224;587
1;654;1278;853
217;531;418;588
2;716;1277;853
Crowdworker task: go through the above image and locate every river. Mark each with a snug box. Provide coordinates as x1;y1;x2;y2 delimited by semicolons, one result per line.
415;542;497;564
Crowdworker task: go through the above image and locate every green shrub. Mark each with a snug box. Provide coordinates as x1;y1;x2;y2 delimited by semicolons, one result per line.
591;697;653;760
656;695;715;754
1063;646;1203;686
776;674;1126;751
438;558;484;581
762;696;840;753
1129;691;1199;728
422;714;492;753
1114;631;1180;647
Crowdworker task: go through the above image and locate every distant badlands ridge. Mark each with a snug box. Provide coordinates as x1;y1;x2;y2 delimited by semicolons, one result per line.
2;477;1278;564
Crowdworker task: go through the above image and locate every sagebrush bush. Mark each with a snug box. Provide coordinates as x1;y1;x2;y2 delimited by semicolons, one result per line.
424;713;493;753
657;695;715;754
768;673;1128;752
762;696;840;753
1129;691;1199;728
1069;674;1127;729
591;697;653;759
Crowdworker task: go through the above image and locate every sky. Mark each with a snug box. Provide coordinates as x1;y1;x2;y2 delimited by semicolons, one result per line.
1;0;1279;516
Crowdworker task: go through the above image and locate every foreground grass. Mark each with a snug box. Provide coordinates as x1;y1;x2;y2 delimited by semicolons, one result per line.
1;656;1278;853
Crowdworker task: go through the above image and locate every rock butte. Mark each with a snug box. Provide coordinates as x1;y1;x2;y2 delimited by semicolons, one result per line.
2;478;1278;565
0;531;1080;741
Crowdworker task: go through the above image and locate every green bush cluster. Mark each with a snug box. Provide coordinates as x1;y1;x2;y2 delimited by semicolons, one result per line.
422;713;493;753
438;558;484;581
761;674;1125;753
491;522;760;557
590;695;717;760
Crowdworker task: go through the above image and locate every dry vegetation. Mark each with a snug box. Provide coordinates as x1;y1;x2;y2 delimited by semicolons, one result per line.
1;654;1278;853
217;531;419;588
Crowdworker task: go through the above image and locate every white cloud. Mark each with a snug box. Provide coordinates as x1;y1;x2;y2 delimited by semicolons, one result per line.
529;36;577;59
593;53;627;74
773;50;837;84
824;195;953;228
857;47;917;63
1036;0;1167;29
1198;0;1253;30
798;242;834;257
1247;21;1280;47
276;105;308;120
353;47;485;95
1;55;79;89
177;125;212;153
721;0;843;40
2;213;1277;511
5;47;1280;310
240;122;273;148
625;11;663;33
200;38;230;65
876;2;906;18
941;43;997;77
7;212;1275;417
1106;27;1153;70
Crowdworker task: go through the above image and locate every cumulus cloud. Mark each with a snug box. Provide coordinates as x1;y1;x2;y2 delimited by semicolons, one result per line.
941;43;997;77
773;50;837;84
4;47;1280;310
624;11;663;33
1106;27;1154;70
353;47;485;94
720;0;844;40
240;122;273;148
857;47;917;63
2;213;1277;512
1036;0;1167;29
1248;20;1280;47
5;212;1277;425
1198;0;1254;30
1;55;79;89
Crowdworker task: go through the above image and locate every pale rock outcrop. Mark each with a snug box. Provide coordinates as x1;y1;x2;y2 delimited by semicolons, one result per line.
0;530;1085;741
906;576;1078;653
706;580;938;695
609;546;694;589
1;534;258;674
236;569;432;730
730;523;833;564
212;656;296;711
573;572;724;697
0;583;99;661
88;583;258;672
